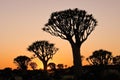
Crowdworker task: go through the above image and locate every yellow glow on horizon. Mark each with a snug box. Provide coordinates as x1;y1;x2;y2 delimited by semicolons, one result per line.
0;0;120;69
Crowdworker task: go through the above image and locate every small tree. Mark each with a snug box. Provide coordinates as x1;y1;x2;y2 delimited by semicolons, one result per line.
113;55;120;65
29;62;38;70
87;49;112;65
57;64;64;69
48;62;56;70
27;40;58;71
42;8;97;79
14;55;31;70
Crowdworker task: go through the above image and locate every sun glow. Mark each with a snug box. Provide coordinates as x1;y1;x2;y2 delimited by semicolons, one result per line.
0;0;120;69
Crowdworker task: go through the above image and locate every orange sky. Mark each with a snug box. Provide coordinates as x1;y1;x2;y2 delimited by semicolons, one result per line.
0;0;120;69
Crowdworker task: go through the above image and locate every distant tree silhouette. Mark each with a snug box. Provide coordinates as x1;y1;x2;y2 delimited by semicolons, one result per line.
42;8;97;79
113;55;120;65
29;62;38;70
2;67;15;80
57;64;64;69
87;49;112;65
3;67;12;71
27;40;58;71
14;55;31;70
48;62;56;70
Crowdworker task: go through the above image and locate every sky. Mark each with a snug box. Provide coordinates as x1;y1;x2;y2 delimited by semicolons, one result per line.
0;0;120;69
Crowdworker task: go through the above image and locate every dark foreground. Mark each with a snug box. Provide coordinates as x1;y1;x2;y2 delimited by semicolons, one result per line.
0;65;120;80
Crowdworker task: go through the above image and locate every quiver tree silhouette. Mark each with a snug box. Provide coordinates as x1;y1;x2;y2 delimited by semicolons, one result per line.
86;49;113;65
113;55;120;65
42;8;97;79
27;40;58;71
14;55;31;70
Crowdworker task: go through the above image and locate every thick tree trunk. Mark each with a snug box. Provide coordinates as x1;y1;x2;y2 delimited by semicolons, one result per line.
42;61;50;80
71;44;82;80
43;61;48;71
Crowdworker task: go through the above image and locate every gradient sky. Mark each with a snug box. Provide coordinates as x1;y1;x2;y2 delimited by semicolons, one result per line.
0;0;120;69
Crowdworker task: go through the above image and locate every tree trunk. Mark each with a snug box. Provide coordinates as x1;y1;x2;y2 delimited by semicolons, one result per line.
71;43;82;80
42;61;50;80
43;61;48;71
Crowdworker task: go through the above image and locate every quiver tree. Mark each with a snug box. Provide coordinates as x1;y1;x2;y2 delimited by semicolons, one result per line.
86;49;113;65
42;8;97;79
27;40;58;71
14;55;31;70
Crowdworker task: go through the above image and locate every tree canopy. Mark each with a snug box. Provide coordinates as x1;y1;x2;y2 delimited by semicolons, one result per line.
43;8;97;44
14;55;31;70
87;49;113;65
